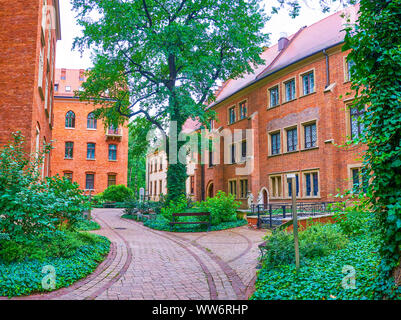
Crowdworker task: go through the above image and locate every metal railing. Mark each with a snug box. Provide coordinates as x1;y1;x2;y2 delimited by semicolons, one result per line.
251;201;340;229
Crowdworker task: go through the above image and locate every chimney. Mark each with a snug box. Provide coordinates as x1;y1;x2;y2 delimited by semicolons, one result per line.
278;32;289;51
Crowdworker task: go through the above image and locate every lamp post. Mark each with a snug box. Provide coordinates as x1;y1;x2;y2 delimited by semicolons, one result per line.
287;174;300;272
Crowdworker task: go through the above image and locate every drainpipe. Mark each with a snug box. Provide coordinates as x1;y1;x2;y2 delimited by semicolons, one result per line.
323;49;330;88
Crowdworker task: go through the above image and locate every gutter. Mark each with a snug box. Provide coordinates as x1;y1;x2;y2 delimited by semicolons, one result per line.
323;49;330;88
209;41;344;110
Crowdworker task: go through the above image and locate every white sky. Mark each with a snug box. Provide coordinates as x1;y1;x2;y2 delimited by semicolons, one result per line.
55;0;345;69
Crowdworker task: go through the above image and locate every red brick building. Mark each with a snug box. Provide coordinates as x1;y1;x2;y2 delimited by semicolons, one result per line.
192;5;363;208
51;68;129;194
0;0;61;177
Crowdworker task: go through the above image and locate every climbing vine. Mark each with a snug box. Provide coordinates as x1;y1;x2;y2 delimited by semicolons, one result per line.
343;0;401;297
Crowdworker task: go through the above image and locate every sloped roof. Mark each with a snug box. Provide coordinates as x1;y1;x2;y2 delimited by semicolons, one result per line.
210;4;359;108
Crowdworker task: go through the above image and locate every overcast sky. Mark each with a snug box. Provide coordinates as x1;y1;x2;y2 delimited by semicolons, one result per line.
55;0;346;69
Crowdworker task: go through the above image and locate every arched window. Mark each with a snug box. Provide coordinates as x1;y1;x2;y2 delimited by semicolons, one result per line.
87;112;97;129
65;111;75;128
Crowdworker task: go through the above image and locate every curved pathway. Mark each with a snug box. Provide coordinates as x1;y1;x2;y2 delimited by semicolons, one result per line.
12;209;266;300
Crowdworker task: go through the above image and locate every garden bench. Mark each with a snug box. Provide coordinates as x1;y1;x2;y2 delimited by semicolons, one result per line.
170;212;211;232
258;241;268;259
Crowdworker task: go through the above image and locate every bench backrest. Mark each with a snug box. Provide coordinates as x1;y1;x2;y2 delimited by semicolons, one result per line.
172;212;210;217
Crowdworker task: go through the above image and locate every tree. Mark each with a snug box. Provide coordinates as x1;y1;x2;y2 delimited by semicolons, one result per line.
71;0;269;202
127;117;153;197
343;0;401;297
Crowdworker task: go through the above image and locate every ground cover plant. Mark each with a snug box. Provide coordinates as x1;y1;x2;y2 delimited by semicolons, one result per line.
252;207;401;300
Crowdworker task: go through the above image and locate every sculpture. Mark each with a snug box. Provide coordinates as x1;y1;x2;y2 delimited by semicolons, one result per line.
247;192;254;209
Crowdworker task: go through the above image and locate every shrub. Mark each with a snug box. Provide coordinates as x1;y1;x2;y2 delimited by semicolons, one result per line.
197;191;240;225
101;184;134;202
262;223;348;269
160;195;188;221
0;133;88;240
331;201;373;236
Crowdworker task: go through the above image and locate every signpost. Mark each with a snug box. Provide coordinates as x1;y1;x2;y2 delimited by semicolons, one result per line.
287;174;300;272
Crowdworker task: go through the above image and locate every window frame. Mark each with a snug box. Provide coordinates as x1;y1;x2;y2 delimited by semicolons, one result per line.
108;144;117;161
228;106;236;124
239;178;248;199
282;77;296;102
65;141;74;159
268;84;280;108
107;174;117;187
269;174;283;199
300;69;315;96
269;130;281;156
87;112;97;129
65;111;75;129
239;100;248;120
85;173;95;190
87;143;96;160
285;126;298;153
301;121;318;150
302;170;320;198
228;179;237;198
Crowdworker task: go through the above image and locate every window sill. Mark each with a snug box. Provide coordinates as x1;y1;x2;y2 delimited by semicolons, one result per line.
283;150;299;155
65;127;75;130
108;159;118;162
86;158;96;161
281;98;297;106
299;91;316;99
267;104;280;110
64;158;73;160
227;117;248;126
268;153;282;158
301;146;319;152
87;128;97;131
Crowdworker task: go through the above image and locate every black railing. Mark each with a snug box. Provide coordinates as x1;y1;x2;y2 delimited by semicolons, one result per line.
251;201;340;229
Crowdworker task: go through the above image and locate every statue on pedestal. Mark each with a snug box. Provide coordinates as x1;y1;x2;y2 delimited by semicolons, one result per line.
247;192;254;209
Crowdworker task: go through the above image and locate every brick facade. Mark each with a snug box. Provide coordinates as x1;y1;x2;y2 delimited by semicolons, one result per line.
51;69;129;194
0;0;61;177
146;5;364;209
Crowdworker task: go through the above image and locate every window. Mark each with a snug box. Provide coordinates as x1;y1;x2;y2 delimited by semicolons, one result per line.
108;125;119;135
87;112;97;129
347;59;356;81
229;180;237;197
351;167;368;193
239;101;247;120
302;71;314;95
240;179;248;198
229;107;236;124
87;143;95;160
209;119;214;130
304;123;317;149
85;173;95;190
54;84;59;92
270;176;282;198
230;144;236;164
284;79;296;101
159;180;163;195
108;174;116;187
286;174;299;197
65;111;75;128
150;181;152;196
286;127;298;152
241;140;247;161
109;144;117;161
190;176;195;194
64;172;72;182
350;107;365;139
65;142;73;159
269;86;279;107
159;158;163;171
65;86;71;92
271;132;281;155
304;171;319;197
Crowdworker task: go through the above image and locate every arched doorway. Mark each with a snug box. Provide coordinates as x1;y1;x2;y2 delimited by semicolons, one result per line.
263;189;268;209
207;182;214;198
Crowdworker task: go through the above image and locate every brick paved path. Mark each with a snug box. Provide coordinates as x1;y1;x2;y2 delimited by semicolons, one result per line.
11;209;266;300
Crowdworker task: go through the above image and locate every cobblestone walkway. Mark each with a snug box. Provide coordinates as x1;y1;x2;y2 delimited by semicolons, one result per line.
14;209;266;300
